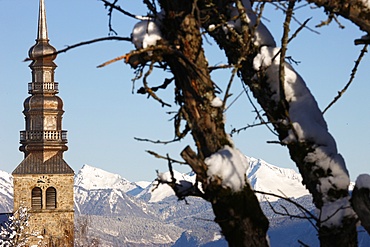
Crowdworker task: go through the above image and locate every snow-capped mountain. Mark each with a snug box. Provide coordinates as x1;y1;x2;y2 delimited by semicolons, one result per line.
1;160;368;246
138;156;309;203
246;157;309;201
75;165;142;195
74;165;151;217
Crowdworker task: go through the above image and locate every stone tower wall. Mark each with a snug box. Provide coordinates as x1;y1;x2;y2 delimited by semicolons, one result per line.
13;173;74;246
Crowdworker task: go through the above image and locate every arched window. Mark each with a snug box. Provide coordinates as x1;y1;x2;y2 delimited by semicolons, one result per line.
31;187;42;209
46;187;56;209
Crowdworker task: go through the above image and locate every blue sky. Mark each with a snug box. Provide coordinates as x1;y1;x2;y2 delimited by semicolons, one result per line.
0;0;369;182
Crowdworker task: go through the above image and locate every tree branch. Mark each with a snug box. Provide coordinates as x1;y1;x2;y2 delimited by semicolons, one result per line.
145;150;187;164
24;36;131;62
351;186;370;235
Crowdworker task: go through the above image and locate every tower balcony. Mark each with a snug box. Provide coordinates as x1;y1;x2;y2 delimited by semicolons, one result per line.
28;82;59;94
20;130;67;142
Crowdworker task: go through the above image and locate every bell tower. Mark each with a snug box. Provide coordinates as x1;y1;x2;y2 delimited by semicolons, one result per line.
12;0;74;246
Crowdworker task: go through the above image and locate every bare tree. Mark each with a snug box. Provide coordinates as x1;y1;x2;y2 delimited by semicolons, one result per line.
49;0;370;246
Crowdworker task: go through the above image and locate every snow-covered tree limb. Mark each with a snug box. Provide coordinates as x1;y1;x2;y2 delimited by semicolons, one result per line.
351;174;370;234
200;0;359;245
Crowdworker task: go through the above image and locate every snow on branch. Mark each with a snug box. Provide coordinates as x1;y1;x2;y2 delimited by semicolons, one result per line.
351;174;370;234
204;145;249;192
132;20;163;49
222;0;276;47
253;41;354;228
242;0;355;227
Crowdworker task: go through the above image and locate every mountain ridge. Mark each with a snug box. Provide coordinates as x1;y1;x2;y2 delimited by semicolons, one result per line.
2;157;367;246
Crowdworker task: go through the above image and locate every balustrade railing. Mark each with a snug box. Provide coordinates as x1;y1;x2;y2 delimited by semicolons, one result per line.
20;130;67;142
28;82;59;93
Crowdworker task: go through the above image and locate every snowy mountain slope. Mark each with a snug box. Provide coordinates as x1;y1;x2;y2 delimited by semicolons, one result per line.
75;215;184;247
74;186;153;218
0;170;13;213
74;165;153;217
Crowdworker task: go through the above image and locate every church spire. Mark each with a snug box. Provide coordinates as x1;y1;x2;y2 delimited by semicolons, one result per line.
37;0;48;41
14;0;72;171
28;0;57;64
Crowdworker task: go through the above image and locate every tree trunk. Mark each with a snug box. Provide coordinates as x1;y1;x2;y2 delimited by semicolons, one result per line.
158;1;270;245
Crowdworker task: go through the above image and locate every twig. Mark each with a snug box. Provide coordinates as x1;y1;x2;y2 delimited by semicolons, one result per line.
230;122;271;135
137;78;174;94
225;89;244;112
254;190;318;229
143;0;157;15
270;2;319;35
222;64;239;109
298;240;310;247
145;150;186;164
142;61;172;107
134;137;183;145
192;217;215;222
266;140;285;145
107;0;118;35
242;82;278;136
271;17;311;62
278;0;295;108
288;18;311;43
266;199;310;220
24;36;130;62
97;54;127;68
174;108;191;140
254;191;315;218
322;44;368;114
316;12;345;29
154;153;205;201
316;12;334;28
100;0;138;20
319;205;353;224
208;64;233;72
